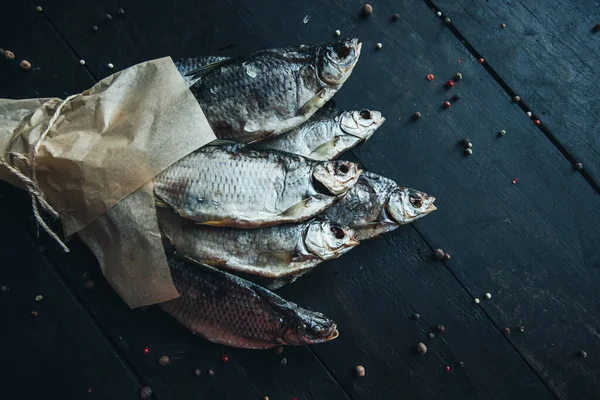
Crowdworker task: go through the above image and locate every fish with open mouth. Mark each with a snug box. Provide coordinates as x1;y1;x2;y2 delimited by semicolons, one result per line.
153;144;362;228
158;207;359;284
180;38;362;143
320;172;437;240
253;107;385;160
160;257;339;349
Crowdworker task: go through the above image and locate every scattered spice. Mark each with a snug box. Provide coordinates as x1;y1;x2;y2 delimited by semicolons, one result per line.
392;13;400;21
355;365;366;377
446;79;455;88
194;368;202;376
518;326;525;332
362;4;373;16
444;17;451;24
106;14;113;20
466;142;473;149
474;298;480;304
579;350;588;358
534;119;541;126
222;355;229;363
36;6;43;12
412;313;421;320
416;343;427;355
3;50;15;60
458;361;465;367
499;129;506;136
434;248;445;259
429;333;435;339
451;94;461;102
376;43;382;50
478;58;485;64
118;8;125;15
574;162;583;170
81;272;90;280
443;252;451;260
465;148;473;155
264;397;269;400
445;366;451;372
512;178;518;184
412;111;422;120
526;111;532;117
158;355;170;366
31;311;38;317
436;11;442;17
1;286;8;292
35;295;43;301
334;30;341;36
208;369;215;377
443;101;451;109
484;293;492;299
427;73;435;81
91;25;99;32
500;23;506;28
503;327;510;336
107;63;114;69
85;280;95;290
281;357;288;365
593;24;600;33
513;95;521;102
143;347;150;355
455;72;462;80
436;324;445;332
79;60;86;65
274;346;284;355
140;386;152;399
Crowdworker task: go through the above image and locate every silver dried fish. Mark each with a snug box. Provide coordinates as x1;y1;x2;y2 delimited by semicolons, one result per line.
153;144;362;228
158;208;359;280
321;172;437;240
254;107;385;160
183;38;362;143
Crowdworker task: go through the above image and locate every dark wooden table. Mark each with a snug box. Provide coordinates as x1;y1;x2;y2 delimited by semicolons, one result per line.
1;1;599;399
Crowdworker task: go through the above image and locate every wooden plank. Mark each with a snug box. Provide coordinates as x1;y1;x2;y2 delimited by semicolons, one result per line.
0;203;140;400
433;0;600;187
35;0;263;79
223;0;600;398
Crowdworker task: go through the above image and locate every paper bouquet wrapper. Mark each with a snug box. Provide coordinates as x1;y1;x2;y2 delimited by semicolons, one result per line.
0;57;216;308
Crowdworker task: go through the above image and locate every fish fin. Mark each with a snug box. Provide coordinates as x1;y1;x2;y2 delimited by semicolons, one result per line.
184;58;236;81
207;139;239;147
154;197;169;208
202;257;228;268
266;276;299;290
307;137;341;161
280;195;334;220
297;88;328;116
194;220;232;227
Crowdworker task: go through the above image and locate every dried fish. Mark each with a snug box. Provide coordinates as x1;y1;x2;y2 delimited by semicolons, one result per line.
153;144;362;228
183;38;362;143
158;208;359;281
160;257;339;349
321;172;436;240
254;107;385;160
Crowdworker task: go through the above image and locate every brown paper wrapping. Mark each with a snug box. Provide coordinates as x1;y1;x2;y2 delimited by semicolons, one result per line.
0;57;216;308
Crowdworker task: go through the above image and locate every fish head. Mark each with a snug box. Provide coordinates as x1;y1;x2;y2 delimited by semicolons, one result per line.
304;221;360;260
318;38;362;85
313;161;362;195
339;109;385;140
386;187;437;224
282;310;339;345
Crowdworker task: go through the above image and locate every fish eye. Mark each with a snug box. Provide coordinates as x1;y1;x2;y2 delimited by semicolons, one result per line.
337;163;350;174
359;109;371;119
330;226;345;239
409;194;423;208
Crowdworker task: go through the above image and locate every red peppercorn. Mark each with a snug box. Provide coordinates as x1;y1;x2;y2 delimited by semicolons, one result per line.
446;79;455;88
443;101;451;109
427;74;435;81
143;347;149;355
445;366;451;372
500;23;506;28
222;355;229;362
512;178;518;184
593;24;600;33
478;58;485;64
534;119;541;126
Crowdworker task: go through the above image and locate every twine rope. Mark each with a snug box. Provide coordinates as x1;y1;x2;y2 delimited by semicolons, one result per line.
0;94;79;253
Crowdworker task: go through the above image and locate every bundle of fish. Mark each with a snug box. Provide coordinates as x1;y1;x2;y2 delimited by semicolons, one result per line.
152;38;436;349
